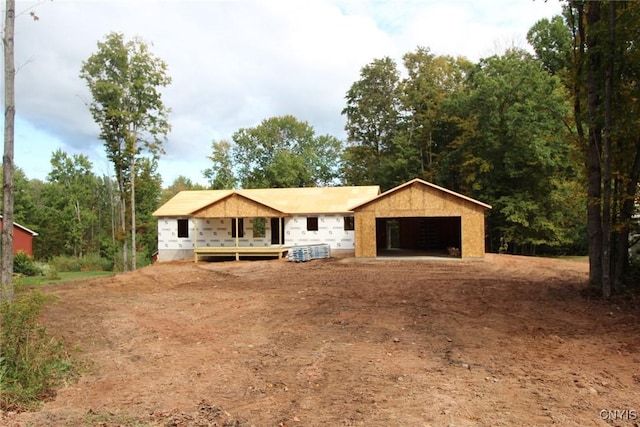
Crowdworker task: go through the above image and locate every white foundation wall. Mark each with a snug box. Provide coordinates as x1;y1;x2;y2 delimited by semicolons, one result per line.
284;214;355;250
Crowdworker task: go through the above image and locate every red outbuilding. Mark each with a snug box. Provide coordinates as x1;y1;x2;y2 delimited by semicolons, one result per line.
0;215;38;256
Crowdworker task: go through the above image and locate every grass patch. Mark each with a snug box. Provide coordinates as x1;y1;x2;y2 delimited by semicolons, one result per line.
554;255;589;262
0;291;78;411
16;271;115;288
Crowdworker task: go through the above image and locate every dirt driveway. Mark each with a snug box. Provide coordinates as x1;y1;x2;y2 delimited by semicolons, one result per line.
4;254;640;426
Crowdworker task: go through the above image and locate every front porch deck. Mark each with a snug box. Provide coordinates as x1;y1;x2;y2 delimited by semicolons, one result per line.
194;246;290;262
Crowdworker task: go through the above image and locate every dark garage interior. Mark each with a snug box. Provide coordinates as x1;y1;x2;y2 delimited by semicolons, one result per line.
376;216;462;257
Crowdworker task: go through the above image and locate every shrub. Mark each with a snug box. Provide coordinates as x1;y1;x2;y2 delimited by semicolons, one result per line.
112;249;150;272
79;253;112;272
49;254;113;273
0;292;76;410
13;251;42;277
43;264;60;281
49;255;81;273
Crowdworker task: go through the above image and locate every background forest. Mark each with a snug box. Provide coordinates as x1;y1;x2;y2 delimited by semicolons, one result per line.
4;2;639;295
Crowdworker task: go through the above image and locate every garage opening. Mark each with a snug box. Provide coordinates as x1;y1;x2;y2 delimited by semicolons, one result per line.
375;217;461;258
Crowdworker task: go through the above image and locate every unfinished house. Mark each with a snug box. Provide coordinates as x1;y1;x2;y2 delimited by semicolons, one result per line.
351;179;491;259
153;179;491;261
152;186;380;262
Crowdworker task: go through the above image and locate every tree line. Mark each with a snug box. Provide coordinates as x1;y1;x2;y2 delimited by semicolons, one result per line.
201;1;640;296
2;1;638;299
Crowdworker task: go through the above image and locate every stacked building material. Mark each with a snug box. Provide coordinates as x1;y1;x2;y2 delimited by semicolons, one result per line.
287;244;331;262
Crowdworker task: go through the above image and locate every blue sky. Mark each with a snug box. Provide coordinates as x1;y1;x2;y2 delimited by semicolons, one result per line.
7;0;563;187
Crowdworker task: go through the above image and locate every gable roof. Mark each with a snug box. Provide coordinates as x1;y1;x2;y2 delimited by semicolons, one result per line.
0;215;39;236
350;178;492;210
153;185;381;217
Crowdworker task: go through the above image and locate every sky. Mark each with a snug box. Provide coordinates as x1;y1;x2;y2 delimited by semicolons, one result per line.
7;0;563;187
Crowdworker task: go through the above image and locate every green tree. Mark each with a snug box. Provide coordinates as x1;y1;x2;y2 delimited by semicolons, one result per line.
46;150;99;257
203;140;236;189
0;167;36;227
399;47;472;183
134;157;162;264
527;15;573;76
342;57;402;189
159;176;206;206
442;49;582;253
342;52;471;190
80;32;171;271
230;115;342;188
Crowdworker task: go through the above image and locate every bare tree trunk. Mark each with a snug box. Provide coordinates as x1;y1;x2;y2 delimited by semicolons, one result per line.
109;178;117;269
614;140;640;292
586;1;604;290
601;1;615;297
1;0;16;303
74;198;82;258
120;196;127;271
130;151;136;270
569;3;597;288
117;171;128;272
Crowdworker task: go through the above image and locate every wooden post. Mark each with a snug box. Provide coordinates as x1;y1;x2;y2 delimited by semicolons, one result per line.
235;217;239;261
278;217;283;260
193;217;199;263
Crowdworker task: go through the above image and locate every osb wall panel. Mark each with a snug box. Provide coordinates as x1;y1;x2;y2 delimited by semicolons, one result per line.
354;183;488;258
355;211;377;257
357;184;484;217
193;194;282;218
462;211;486;258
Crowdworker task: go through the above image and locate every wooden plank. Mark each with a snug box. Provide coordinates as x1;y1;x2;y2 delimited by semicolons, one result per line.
193;246;290;262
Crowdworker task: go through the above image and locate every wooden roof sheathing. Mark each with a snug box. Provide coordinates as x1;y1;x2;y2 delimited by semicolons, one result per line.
350;178;492;211
152;190;234;217
192;193;284;218
153;186;381;217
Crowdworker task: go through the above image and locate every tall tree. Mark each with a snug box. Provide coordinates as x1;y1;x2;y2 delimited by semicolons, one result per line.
342;57;401;189
527;15;573;76
133;157;162;263
399;47;471;183
442;49;582;253
80;32;171;271
47;150;98;257
1;0;16;303
230;115;342;188
567;1;640;295
343;52;470;190
203;140;236;189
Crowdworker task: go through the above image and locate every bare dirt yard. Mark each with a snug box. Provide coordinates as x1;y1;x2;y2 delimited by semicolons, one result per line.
3;254;640;426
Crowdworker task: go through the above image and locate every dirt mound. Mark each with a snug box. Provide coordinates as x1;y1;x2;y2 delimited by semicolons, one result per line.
3;255;639;426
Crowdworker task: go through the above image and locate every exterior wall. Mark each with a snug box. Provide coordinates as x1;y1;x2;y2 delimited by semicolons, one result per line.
157;217;272;261
461;211;486;258
0;220;34;256
157;214;356;261
285;214;355;250
14;229;34;256
354;212;377;257
194;217;272;248
353;183;487;258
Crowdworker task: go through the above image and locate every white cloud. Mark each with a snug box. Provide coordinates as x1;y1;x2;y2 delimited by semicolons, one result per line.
7;0;562;186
